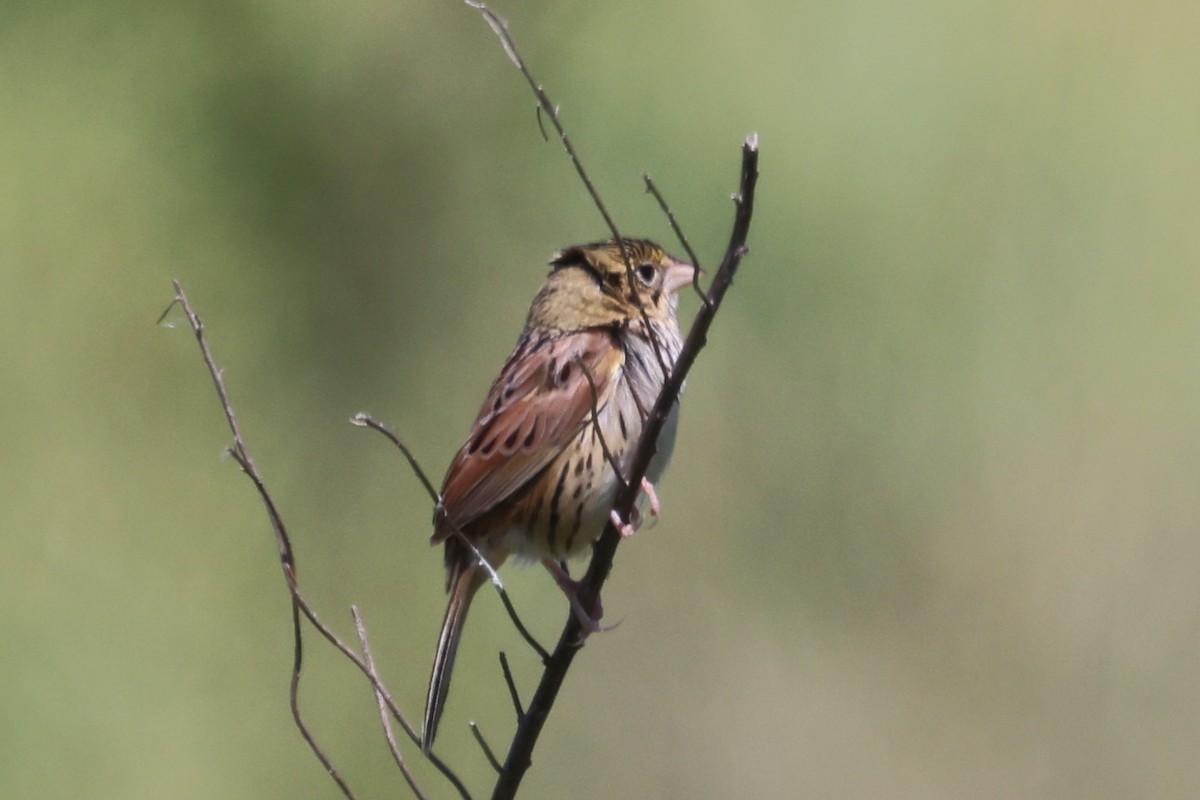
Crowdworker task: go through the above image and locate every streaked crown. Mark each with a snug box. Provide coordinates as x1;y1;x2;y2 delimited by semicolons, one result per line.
529;238;694;332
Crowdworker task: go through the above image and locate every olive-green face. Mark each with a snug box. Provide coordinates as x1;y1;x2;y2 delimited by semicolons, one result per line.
553;239;692;317
527;239;694;332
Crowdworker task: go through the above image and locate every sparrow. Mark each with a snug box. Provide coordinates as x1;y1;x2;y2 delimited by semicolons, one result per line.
422;238;692;752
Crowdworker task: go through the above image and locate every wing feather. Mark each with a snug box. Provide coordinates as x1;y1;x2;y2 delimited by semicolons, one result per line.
433;328;622;540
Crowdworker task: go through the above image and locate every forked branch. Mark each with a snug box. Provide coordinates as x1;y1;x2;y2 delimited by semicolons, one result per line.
462;1;673;378
458;6;760;800
169;3;758;797
489;135;759;800
162;285;472;800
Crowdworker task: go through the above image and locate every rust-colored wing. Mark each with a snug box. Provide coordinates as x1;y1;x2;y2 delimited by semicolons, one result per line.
433;328;623;540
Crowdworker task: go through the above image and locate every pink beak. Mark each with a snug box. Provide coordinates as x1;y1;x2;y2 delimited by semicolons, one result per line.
662;258;697;295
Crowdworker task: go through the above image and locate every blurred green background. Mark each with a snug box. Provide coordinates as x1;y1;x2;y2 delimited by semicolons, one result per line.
4;1;1200;797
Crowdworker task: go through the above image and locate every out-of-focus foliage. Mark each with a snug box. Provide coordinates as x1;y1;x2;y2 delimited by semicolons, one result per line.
3;1;1199;798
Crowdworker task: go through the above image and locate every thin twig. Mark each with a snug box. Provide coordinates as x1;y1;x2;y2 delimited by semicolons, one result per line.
164;284;359;800
350;412;440;502
353;413;550;663
492;583;550;663
491;135;760;800
463;1;672;380
463;1;620;253
470;722;504;774
353;606;428;800
498;651;524;724
286;603;358;799
642;173;708;305
463;5;762;798
168;285;473;800
575;359;627;484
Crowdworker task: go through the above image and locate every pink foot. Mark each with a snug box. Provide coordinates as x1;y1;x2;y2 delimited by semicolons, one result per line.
542;558;604;640
610;508;638;538
640;477;661;518
609;478;661;538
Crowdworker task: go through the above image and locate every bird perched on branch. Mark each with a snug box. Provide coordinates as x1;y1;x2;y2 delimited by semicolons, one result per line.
422;238;693;752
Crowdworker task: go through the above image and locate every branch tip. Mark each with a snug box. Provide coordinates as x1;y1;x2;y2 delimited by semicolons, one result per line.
493;136;760;798
470;722;503;774
171;284;472;799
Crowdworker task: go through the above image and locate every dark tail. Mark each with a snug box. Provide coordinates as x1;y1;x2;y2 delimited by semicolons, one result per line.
422;562;483;753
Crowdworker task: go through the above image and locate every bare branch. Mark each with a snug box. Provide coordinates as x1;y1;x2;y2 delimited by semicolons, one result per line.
576;359;627;485
354;606;429;800
463;7;762;799
534;105;551;142
351;412;441;503
463;1;620;247
354;413;550;663
174;1;759;792
285;603;358;800
470;722;504;774
164;283;359;799
463;0;672;380
168;285;473;800
490;135;760;800
498;651;524;725
642;173;708;305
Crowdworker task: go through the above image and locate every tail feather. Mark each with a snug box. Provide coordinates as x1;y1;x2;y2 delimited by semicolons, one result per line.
422;563;483;753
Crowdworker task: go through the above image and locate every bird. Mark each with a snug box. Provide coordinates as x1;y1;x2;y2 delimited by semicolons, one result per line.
421;238;694;753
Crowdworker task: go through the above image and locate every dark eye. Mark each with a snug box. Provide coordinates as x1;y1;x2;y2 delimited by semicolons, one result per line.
635;264;656;285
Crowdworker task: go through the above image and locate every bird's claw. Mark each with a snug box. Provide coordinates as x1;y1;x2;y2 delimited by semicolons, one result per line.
609;478;661;537
542;558;607;643
610;508;639;538
640;477;661;518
